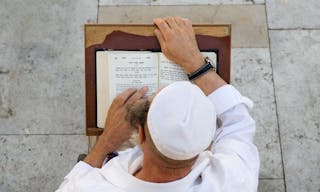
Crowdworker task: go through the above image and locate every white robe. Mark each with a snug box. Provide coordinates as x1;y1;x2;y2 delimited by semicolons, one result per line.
56;85;260;192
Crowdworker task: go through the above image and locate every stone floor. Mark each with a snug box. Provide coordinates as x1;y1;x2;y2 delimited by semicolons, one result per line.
0;0;319;191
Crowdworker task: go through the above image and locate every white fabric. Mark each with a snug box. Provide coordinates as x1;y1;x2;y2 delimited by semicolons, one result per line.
56;85;260;192
147;81;216;160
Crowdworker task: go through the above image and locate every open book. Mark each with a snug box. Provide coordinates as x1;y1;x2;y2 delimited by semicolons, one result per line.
96;51;217;128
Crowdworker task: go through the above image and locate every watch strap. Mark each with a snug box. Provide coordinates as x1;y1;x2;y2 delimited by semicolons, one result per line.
187;57;214;81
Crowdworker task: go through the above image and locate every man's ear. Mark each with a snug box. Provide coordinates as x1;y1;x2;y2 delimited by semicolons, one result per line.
138;125;146;145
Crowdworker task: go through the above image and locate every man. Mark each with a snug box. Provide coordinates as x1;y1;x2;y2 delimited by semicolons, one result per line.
57;16;259;191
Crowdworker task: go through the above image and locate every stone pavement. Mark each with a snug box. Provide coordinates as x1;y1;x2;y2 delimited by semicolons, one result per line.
0;0;319;191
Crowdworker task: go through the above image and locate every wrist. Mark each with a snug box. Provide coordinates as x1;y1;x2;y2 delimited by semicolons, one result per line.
188;57;215;81
182;52;226;95
182;53;205;74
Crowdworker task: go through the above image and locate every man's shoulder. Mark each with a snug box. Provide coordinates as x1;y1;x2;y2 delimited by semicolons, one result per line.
67;165;120;192
68;147;142;192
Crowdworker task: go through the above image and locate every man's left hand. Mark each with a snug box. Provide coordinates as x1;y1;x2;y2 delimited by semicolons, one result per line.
84;87;148;167
102;86;148;151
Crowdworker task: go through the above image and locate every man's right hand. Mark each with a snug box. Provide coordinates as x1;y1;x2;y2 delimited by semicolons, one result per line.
153;16;205;74
153;16;227;95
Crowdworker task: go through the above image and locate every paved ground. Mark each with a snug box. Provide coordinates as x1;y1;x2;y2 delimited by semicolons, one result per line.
0;0;319;191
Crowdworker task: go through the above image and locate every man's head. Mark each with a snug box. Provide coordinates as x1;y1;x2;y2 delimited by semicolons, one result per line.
126;81;216;169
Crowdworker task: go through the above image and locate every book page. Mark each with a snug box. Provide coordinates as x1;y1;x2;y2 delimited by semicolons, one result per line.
158;52;217;88
158;53;188;88
97;51;159;128
108;51;158;99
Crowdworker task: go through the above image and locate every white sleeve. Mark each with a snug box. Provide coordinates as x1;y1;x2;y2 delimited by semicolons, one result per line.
55;161;93;191
207;85;260;182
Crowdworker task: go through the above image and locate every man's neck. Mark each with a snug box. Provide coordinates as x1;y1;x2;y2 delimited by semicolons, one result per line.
134;159;192;183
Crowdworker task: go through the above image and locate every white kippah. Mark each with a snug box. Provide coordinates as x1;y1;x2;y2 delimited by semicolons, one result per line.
147;81;216;160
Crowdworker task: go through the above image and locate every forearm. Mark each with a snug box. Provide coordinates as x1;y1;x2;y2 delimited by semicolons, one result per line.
193;70;227;96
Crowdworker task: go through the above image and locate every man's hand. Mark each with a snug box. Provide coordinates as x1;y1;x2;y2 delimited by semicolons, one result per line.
84;87;148;168
153;16;204;74
154;16;227;95
102;87;148;150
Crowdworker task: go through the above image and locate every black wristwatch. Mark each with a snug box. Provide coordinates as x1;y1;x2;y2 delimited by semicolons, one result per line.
187;57;215;81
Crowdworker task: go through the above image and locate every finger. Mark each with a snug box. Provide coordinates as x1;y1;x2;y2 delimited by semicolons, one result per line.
174;16;183;27
113;88;137;106
181;18;195;37
154;29;165;47
164;16;178;29
181;18;192;28
153;18;171;37
126;86;149;104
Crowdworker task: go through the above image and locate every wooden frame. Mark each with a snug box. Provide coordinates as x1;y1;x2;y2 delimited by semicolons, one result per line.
84;24;231;136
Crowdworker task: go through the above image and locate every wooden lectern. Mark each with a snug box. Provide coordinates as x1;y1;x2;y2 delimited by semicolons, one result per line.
84;24;231;147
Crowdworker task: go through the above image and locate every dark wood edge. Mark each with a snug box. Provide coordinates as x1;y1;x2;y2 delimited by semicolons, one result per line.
87;127;104;136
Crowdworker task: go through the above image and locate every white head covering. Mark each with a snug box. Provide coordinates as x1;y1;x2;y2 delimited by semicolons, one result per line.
147;81;216;160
